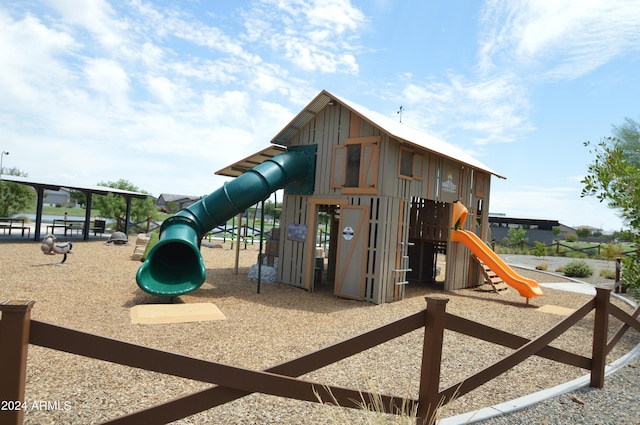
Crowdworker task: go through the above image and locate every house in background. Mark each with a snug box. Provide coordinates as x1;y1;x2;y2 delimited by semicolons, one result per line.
488;214;560;245
156;194;201;212
43;189;71;206
558;224;577;240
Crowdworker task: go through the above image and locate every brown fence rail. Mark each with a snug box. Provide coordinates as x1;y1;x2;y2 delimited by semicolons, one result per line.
2;288;640;425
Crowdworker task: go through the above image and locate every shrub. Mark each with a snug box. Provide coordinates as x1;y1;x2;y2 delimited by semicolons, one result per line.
600;242;623;262
565;234;578;242
564;251;589;259
599;268;616;280
536;263;548;271
563;260;593;278
532;241;547;257
555;266;564;273
505;226;528;245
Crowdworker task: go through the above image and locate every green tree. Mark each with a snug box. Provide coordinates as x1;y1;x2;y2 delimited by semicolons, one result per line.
576;227;592;238
532;241;547;258
69;190;87;207
504;226;527;246
613;117;640;166
262;200;281;220
92;179;158;227
601;242;623;263
582;123;640;296
166;201;179;214
0;167;36;217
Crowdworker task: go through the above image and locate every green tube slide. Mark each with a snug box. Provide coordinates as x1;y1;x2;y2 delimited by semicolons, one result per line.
136;146;316;297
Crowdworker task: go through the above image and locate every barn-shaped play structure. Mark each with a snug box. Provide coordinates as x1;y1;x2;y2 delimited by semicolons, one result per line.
138;89;543;304
264;90;507;303
235;91;510;303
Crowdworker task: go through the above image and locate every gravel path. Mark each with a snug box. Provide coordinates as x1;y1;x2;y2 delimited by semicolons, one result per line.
0;241;638;424
450;255;640;424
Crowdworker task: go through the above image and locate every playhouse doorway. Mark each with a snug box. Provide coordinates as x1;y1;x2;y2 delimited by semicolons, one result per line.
313;204;339;289
406;198;450;287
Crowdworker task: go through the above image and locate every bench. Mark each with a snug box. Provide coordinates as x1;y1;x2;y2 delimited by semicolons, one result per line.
0;218;31;237
46;219;85;236
65;221;85;236
46;219;69;235
91;220;106;236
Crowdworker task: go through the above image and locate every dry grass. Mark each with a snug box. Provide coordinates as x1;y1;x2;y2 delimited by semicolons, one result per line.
0;237;638;424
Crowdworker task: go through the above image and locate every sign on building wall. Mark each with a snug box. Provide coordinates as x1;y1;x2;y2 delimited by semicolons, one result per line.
342;226;354;240
287;223;307;242
439;159;460;203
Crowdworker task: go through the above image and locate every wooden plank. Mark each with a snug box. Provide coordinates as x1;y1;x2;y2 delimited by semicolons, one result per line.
349;112;361;138
335;205;369;300
394;198;405;301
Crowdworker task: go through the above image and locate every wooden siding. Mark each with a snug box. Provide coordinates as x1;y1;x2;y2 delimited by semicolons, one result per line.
278;195;311;288
277;102;494;301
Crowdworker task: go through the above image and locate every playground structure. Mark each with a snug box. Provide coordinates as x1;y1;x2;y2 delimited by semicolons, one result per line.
40;234;72;264
137;90;513;303
451;201;543;302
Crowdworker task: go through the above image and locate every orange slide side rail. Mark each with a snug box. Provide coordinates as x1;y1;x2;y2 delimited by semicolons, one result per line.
451;229;543;300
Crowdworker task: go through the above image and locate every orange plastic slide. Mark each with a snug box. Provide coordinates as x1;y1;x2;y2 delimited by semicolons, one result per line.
451;229;543;300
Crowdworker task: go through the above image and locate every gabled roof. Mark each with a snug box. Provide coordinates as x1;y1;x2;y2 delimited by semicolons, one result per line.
271;89;505;179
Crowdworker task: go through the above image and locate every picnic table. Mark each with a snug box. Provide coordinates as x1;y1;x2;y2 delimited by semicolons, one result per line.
0;217;31;237
45;219;106;236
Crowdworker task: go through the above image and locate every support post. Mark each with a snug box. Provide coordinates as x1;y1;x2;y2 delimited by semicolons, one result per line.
416;296;448;424
590;286;610;388
0;300;36;425
257;200;265;294
614;258;626;293
234;213;242;275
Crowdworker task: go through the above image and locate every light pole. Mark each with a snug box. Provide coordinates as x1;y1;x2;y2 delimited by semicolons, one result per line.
0;151;8;179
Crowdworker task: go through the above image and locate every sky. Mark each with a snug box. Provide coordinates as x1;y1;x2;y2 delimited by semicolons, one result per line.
1;0;639;231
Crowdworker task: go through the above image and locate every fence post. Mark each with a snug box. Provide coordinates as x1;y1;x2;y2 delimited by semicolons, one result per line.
416;296;448;425
590;287;610;388
0;300;36;425
614;258;625;294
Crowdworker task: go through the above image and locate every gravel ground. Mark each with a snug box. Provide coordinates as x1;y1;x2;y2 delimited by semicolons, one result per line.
0;238;639;424
467;255;640;425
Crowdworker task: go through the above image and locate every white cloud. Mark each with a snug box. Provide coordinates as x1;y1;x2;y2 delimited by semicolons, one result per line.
0;10;77;104
244;0;365;74
390;0;640;149
478;0;640;79
41;0;127;51
399;73;533;145
304;0;365;34
145;75;183;108
83;58;130;106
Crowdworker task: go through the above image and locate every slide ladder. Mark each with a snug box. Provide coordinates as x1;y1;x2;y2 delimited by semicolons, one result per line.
472;255;508;293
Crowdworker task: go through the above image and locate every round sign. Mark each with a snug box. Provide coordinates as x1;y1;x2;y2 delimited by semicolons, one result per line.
342;226;354;240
